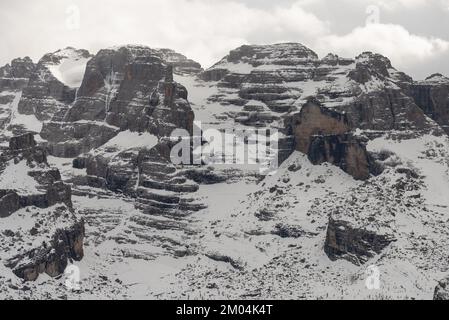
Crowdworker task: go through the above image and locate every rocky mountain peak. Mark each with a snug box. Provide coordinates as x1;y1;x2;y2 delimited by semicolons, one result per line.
104;45;202;75
217;42;318;67
349;51;394;84
422;73;449;84
37;47;93;89
40;47;92;65
0;56;35;80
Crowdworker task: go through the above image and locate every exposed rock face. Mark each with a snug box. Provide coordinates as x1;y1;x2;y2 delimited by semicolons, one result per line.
74;140;206;218
199;45;434;135
288;99;351;154
42;45;195;158
0;191;21;218
195;44;438;184
64;46;193;134
348;52;394;84
338;88;431;132
434;278;449;300
316;161;425;266
0;57;35;79
6;220;84;281
40;121;119;158
17;48;92;122
285;99;371;180
9;132;37;150
308;134;371;180
411;74;449;134
0;57;36;137
0;134;84;281
18;181;72;209
324;216;394;265
156;48;203;75
201;43;318;118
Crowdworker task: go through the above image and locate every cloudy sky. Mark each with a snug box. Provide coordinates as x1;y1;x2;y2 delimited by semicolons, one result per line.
1;0;448;79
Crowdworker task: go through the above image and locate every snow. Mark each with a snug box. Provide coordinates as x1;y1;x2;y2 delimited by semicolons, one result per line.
368;134;449;209
0;160;40;195
211;62;254;74
101;130;158;151
46;49;90;88
2;91;42;135
3;44;449;300
103;70;121;114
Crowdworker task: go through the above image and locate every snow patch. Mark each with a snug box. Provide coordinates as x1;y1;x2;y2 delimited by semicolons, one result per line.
0;160;40;195
46;49;90;88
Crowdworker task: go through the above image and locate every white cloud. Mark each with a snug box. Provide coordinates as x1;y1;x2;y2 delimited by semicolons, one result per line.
0;0;448;78
376;0;429;11
315;23;449;69
0;0;329;68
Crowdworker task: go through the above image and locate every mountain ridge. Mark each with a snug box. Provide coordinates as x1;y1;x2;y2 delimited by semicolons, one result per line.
1;42;449;299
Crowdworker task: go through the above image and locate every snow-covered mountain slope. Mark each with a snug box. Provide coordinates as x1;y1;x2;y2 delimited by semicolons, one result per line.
1;43;449;300
43;47;92;88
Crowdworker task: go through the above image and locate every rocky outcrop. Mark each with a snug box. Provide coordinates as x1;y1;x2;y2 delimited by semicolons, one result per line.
0;134;84;281
42;46;196;158
324;216;394;265
199;45;437;142
40;121;119;158
338;88;432;133
64;46;193;135
6;219;84;281
308;134;371;180
434;278;449;300
17;48;91;121
3;42;449;298
0;57;36;139
0;57;35;79
75;140;206;218
201;43;318;116
0;191;21;218
348;52;393;84
156;48;203;75
288;99;351;154
411;74;449;134
18;181;72;209
0;57;35;90
286;99;371;180
9;132;37;150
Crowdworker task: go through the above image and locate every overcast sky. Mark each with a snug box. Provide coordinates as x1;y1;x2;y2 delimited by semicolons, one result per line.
1;0;448;79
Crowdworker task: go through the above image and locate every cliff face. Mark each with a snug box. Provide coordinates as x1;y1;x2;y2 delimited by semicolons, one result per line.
18;48;92;122
285;99;371;180
308;134;371;181
41;46;195;158
411;74;449;134
289;99;351;154
0;58;36;136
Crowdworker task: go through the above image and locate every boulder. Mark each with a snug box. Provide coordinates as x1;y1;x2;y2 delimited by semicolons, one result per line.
324;216;394;265
0;191;21;218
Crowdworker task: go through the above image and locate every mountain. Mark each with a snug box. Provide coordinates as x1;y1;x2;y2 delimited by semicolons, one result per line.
0;43;449;299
